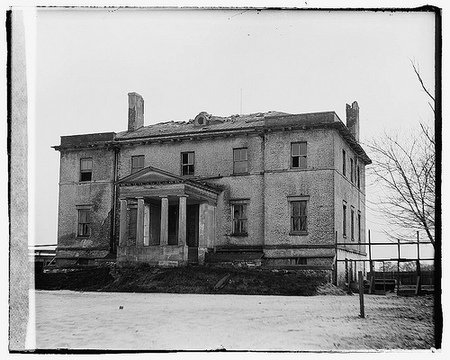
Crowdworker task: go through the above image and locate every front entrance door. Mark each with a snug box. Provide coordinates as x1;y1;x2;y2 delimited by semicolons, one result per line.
186;204;199;263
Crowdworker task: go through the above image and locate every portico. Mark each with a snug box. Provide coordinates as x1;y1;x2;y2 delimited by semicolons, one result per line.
116;166;219;266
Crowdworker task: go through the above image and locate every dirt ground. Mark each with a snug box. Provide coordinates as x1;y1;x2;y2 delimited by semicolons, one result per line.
32;290;435;351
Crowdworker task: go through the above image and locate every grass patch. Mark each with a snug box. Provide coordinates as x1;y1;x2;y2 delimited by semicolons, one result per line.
36;265;330;296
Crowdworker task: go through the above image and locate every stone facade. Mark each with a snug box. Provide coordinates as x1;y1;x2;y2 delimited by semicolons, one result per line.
56;136;116;265
53;93;371;284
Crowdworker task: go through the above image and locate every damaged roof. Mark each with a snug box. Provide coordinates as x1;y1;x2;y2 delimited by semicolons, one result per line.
54;110;371;164
115;111;291;140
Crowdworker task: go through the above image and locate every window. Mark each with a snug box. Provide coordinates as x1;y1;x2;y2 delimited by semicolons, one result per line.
357;166;361;189
358;212;362;243
350;158;354;183
342;150;346;176
343;202;347;237
296;257;307;265
291;200;307;233
181;152;195;176
231;200;248;235
77;209;91;237
80;158;93;182
128;207;137;242
351;207;355;241
291;142;307;169
131;155;144;174
233;148;248;174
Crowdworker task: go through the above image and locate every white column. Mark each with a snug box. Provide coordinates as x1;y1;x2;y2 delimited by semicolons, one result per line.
136;197;145;247
143;204;150;246
178;196;187;246
198;203;207;247
160;197;169;246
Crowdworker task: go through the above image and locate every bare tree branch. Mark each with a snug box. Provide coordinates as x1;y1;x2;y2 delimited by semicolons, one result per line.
366;63;435;247
410;59;435;109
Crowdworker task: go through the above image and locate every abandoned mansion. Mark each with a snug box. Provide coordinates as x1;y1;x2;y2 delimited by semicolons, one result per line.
53;92;371;283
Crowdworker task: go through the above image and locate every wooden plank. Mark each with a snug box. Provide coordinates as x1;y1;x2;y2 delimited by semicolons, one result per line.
336;257;434;262
214;273;231;290
335;241;433;245
264;244;335;249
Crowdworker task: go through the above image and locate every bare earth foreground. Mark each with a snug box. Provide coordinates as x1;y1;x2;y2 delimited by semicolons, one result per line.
34;290;434;351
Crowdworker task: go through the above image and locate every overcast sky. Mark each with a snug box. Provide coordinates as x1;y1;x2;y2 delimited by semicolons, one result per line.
29;8;436;259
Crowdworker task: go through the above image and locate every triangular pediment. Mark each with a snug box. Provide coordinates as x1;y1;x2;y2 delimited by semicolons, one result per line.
117;166;184;185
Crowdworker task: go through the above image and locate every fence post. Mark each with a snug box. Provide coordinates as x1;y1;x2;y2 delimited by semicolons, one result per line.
415;275;421;296
368;229;374;294
345;258;352;294
359;271;365;318
397;240;401;295
416;231;421;295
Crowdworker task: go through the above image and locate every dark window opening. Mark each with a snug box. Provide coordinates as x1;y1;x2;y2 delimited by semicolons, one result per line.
357;166;361;189
233;148;248;174
232;203;248;235
131;155;145;174
350;158;354;183
351;208;355;241
291;200;307;232
77;209;91;237
342;150;346;176
358;212;362;243
80;158;93;182
291;142;307;169
76;258;89;266
181;152;195;176
343;203;347;237
296;257;307;265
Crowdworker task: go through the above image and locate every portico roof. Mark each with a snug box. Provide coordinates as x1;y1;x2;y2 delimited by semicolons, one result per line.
117;166;185;185
117;166;221;204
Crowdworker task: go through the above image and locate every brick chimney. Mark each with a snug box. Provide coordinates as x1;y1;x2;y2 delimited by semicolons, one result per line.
128;92;144;131
346;101;360;142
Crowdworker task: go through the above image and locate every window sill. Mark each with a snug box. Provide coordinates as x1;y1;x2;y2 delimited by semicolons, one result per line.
77;235;91;238
231;172;250;176
288;167;307;172
231;233;248;237
289;231;308;236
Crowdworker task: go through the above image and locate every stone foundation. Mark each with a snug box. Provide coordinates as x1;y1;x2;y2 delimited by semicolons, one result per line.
117;245;189;266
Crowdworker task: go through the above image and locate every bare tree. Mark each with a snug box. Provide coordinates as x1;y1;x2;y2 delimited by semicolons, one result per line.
366;62;435;247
